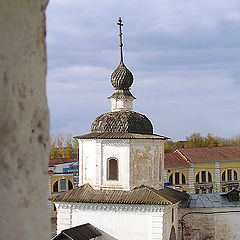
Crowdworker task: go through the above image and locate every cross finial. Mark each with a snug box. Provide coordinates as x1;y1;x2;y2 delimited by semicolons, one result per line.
117;17;124;63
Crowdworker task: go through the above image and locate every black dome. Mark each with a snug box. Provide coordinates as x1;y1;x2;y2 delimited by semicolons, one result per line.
91;111;153;134
111;62;133;90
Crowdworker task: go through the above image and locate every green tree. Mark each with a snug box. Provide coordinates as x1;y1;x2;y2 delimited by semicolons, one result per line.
184;132;204;148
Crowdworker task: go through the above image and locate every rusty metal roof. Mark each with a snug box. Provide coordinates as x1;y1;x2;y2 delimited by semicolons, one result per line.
75;132;168;140
50;184;187;205
49;158;78;167
164;152;190;168
176;146;240;163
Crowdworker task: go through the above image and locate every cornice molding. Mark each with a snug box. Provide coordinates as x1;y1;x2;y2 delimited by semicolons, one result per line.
55;202;165;213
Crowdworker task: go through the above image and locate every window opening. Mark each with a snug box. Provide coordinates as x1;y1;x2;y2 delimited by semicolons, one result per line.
222;171;226;181
107;158;118;180
208;172;212;182
196;173;200;183
201;171;206;183
227;169;232;181
175;172;180;185
53;181;58;192
60;179;66;191
182;173;186;184
234;170;238;181
169;174;173;184
68;180;73;190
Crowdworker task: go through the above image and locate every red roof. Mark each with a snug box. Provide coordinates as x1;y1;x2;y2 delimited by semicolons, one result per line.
49;158;78;167
164;152;190;168
176;146;240;163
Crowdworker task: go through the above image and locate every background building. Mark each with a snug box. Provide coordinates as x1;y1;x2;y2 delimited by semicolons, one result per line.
164;146;240;194
48;158;78;217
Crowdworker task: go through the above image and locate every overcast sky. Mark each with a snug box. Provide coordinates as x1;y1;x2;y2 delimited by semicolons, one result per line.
46;0;240;141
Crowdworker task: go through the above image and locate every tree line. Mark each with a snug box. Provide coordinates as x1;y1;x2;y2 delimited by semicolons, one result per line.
50;134;79;159
50;133;240;158
164;133;240;153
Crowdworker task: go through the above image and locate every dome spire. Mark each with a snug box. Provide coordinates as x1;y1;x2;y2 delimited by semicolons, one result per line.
109;17;136;112
117;17;124;63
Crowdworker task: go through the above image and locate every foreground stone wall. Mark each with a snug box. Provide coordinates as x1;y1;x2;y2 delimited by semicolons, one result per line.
0;0;50;239
178;207;240;240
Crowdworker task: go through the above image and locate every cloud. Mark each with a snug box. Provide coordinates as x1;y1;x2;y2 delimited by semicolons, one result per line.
46;0;240;141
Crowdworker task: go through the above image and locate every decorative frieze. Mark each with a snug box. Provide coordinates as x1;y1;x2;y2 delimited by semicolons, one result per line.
65;202;166;213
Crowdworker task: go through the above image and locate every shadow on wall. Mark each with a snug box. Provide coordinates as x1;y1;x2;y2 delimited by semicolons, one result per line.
96;228;118;240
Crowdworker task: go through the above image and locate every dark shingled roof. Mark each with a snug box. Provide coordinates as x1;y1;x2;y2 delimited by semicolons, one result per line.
111;61;133;90
75;132;168;140
52;223;101;240
50;184;188;205
108;89;136;100
91;110;153;134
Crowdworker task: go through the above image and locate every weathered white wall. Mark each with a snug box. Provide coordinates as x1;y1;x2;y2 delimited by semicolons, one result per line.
178;207;240;240
130;140;164;189
101;140;130;189
79;140;97;186
56;202;168;240
0;0;50;239
79;138;165;190
163;204;178;240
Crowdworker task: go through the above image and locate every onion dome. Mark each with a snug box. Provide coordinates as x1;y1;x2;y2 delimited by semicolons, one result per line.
110;62;134;90
91;111;153;134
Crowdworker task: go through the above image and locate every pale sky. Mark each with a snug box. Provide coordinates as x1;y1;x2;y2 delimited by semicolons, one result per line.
46;0;240;141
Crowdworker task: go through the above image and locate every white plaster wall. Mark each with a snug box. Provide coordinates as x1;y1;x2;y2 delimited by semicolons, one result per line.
110;98;133;111
56;207;72;233
79;140;97;186
101;140;130;189
56;203;166;240
0;1;50;239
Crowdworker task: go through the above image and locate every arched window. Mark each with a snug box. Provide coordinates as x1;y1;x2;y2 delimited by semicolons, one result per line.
53;181;58;192
107;158;118;180
222;169;238;182
196;173;200;183
169;174;173;184
53;204;56;211
68;180;73;190
195;171;212;183
182;173;186;184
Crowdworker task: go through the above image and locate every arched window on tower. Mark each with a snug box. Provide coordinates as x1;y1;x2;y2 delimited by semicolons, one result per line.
107;158;118;180
53;181;58;192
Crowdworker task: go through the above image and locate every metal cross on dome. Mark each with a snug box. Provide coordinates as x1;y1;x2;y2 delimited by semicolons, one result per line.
117;17;124;63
